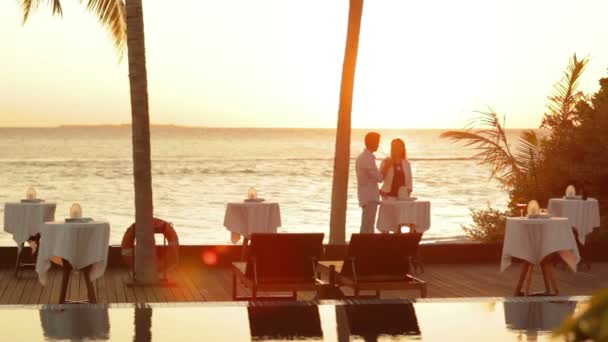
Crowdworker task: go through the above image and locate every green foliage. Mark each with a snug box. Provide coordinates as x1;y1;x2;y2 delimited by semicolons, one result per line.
554;289;608;341
443;54;608;243
440;112;522;188
461;207;509;243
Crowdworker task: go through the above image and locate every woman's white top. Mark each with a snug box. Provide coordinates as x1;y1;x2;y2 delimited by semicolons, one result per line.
380;159;413;194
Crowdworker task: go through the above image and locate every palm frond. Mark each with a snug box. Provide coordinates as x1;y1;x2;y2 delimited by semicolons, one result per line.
515;129;539;173
83;0;127;54
543;54;589;128
440;111;520;185
21;0;63;23
19;0;126;57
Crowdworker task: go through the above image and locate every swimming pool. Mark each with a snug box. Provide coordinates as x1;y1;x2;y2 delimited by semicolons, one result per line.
0;296;585;341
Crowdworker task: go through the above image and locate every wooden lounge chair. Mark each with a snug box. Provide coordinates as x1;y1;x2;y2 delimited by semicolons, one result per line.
232;233;324;300
320;233;426;298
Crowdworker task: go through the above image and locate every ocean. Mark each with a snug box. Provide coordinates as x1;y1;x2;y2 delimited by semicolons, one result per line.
0;127;512;245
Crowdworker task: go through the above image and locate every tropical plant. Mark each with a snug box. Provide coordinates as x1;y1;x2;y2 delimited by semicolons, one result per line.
542;54;589;136
329;0;364;244
461;207;509;243
20;0;158;283
441;54;599;242
441;55;587;191
554;289;608;341
440;112;527;188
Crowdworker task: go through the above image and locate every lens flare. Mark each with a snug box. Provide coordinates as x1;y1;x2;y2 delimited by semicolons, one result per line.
201;250;219;266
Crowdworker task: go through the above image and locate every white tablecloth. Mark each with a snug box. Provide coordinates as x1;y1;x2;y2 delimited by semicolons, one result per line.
376;200;431;233
36;221;110;286
501;217;580;272
224;202;281;239
3;202;56;249
548;198;600;244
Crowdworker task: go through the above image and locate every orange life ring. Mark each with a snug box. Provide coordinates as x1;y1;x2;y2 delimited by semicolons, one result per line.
121;218;179;271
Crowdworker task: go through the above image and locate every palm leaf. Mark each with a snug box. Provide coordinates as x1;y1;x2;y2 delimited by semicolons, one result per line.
19;0;126;56
543;54;589;128
440;111;520;185
515;129;539;172
83;0;127;54
21;0;63;23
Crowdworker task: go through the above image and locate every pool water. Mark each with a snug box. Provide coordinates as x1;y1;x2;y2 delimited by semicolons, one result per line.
0;297;584;341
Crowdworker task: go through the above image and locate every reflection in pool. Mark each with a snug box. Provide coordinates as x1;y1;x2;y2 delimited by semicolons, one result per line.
40;305;110;340
248;305;323;340
336;303;420;340
0;297;587;341
504;300;577;341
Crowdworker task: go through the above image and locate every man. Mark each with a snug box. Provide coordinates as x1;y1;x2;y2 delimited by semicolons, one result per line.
355;132;387;233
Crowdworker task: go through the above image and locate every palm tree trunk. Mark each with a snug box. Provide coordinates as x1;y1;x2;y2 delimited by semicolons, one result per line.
329;0;364;245
125;0;158;283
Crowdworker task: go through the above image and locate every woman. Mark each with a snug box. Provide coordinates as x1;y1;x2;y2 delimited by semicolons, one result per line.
380;138;413;198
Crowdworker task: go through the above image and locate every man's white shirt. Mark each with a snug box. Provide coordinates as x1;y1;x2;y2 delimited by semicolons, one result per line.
355;149;383;207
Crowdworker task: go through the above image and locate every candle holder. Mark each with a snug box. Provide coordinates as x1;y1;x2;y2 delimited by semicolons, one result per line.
248;187;257;200
565;185;576;198
70;203;82;219
527;200;540;217
26;186;37;200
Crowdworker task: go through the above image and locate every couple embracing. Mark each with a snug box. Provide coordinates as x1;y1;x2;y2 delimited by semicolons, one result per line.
355;132;413;234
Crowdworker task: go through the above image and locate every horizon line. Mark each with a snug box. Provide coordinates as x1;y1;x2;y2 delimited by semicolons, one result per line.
0;124;538;130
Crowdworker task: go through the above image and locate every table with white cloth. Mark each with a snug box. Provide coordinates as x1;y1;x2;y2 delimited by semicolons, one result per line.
224;202;281;239
224;202;281;259
547;198;600;245
376;200;431;233
36;221;110;303
4;202;56;277
501;217;580;296
3;202;56;249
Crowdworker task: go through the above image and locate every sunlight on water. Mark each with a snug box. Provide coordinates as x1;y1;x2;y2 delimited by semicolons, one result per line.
0;127;514;245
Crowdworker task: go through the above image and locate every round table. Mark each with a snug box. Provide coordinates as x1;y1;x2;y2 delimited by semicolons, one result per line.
224;201;281;260
376;200;431;233
36;221;110;303
224;202;281;240
548;198;600;244
3;202;56;249
501;217;580;296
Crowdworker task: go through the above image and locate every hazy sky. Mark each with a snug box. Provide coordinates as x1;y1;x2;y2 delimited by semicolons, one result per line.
1;0;607;128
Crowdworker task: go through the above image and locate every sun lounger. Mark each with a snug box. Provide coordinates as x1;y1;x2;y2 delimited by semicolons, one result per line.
320;233;426;298
232;233;324;300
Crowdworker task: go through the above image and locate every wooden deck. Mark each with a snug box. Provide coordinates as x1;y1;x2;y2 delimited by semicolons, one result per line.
0;263;606;304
